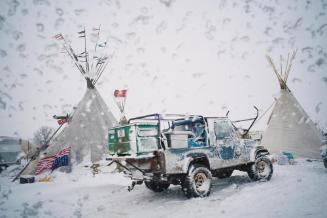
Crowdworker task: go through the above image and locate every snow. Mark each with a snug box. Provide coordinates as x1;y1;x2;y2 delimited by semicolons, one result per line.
0;0;327;138
1;159;326;218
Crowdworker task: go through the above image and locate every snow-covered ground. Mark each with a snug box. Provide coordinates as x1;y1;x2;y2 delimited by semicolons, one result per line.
1;159;326;218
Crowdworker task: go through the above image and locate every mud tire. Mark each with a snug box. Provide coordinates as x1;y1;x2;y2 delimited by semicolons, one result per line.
248;156;273;181
182;164;212;198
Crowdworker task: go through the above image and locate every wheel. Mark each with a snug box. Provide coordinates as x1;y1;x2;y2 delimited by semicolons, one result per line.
248;156;273;181
324;159;327;169
182;164;212;198
215;169;233;179
144;181;170;192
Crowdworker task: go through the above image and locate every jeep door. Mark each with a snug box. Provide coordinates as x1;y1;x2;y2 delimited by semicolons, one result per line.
162;125;211;174
207;118;248;168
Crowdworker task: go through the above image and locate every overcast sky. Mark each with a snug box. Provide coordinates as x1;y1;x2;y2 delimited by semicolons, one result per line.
0;0;326;139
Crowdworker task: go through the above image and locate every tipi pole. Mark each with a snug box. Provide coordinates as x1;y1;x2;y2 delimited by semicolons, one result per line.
94;59;109;85
284;53;290;81
63;45;85;77
83;27;89;74
90;25;101;73
94;25;101;53
285;50;297;83
266;55;288;90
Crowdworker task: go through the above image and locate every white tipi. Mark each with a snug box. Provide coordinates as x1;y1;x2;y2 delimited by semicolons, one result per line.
261;52;322;159
21;30;117;176
48;79;117;164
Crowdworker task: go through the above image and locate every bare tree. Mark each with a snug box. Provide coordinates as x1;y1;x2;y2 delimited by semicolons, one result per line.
33;126;55;149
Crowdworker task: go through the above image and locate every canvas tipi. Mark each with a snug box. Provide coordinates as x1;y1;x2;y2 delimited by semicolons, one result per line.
21;29;117;176
260;52;322;159
47;81;117;164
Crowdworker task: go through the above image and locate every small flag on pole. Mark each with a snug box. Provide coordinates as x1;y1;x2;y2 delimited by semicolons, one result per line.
77;51;88;58
114;89;127;97
97;42;107;48
92;27;100;31
57;118;67;125
53;114;69;125
114;90;128;124
53;33;64;40
78;30;86;38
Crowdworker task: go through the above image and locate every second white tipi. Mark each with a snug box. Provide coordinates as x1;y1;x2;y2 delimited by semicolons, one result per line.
261;52;322;159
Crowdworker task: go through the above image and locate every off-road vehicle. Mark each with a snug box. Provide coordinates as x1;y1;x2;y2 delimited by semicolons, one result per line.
107;110;273;198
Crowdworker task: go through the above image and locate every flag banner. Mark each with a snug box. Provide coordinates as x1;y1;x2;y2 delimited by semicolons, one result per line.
53;114;69;124
92;27;100;31
114;89;127;97
54;33;64;40
78;51;88;57
35;147;71;175
57;118;67;125
52;147;71;170
35;156;56;175
97;42;107;48
78;30;86;38
52;155;69;170
96;60;105;67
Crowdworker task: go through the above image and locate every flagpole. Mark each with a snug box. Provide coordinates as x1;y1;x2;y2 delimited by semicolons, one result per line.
91;25;101;74
84;27;89;74
94;25;101;53
64;45;85;75
54;34;86;76
11;119;65;182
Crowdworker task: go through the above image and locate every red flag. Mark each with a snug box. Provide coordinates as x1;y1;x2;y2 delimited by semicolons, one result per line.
114;89;127;97
57;118;67;125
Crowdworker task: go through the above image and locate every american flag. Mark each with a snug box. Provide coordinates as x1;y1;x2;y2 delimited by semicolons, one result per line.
35;147;71;175
52;147;71;170
35;156;56;175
